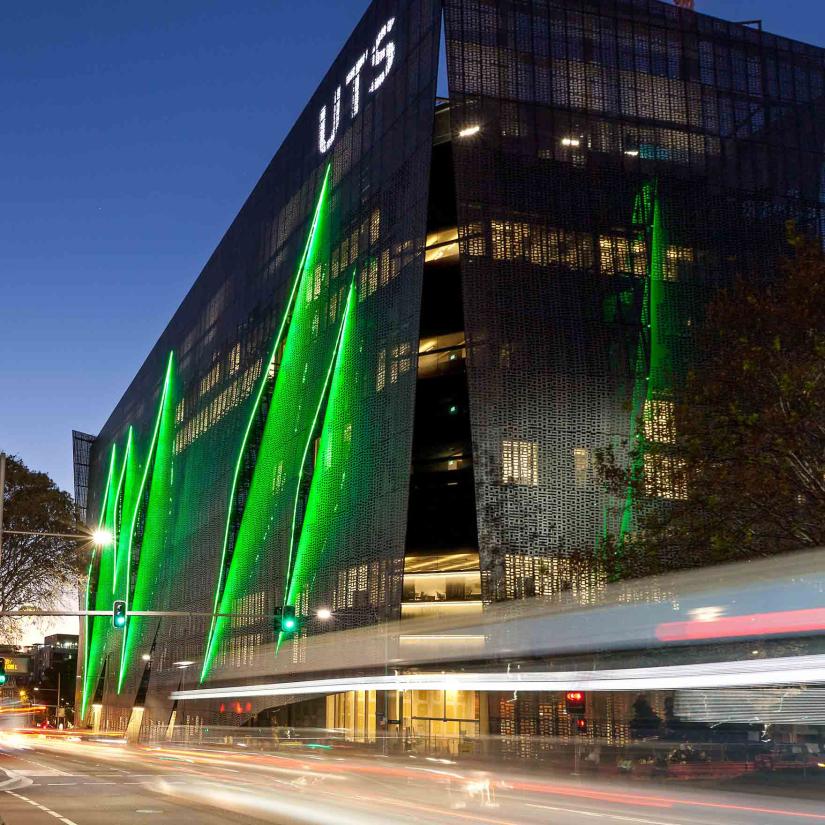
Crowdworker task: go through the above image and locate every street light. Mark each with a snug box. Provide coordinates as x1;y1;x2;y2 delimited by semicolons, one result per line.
92;529;113;547
0;452;115;571
316;607;333;621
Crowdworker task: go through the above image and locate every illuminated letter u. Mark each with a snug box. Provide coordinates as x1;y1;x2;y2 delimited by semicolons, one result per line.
319;86;341;154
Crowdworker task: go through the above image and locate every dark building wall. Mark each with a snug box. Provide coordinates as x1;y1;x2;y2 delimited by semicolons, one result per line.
78;0;825;729
443;0;825;600
81;0;441;725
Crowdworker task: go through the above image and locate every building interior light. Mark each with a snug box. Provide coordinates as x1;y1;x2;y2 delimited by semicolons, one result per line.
561;137;581;147
458;125;481;138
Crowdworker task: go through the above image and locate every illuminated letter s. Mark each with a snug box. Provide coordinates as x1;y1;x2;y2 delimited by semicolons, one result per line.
319;85;341;154
368;17;396;94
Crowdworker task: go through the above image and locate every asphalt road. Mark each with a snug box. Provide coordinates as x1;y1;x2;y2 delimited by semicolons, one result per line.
2;732;825;825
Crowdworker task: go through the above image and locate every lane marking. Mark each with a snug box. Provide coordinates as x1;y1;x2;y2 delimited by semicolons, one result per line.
525;803;681;825
4;789;80;825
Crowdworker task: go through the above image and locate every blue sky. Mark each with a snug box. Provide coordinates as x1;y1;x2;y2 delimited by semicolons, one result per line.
2;0;824;497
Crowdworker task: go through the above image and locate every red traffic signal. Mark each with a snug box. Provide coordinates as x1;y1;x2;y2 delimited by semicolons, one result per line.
565;691;586;715
576;718;588;733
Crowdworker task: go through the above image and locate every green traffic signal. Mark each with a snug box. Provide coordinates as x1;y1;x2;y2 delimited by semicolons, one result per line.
277;605;297;634
0;657;6;686
113;600;127;629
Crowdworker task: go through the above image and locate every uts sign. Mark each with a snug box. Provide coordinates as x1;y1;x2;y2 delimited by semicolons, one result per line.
318;17;397;154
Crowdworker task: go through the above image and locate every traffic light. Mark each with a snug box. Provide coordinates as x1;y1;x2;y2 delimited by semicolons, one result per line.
576;718;588;734
276;605;297;635
0;657;6;686
565;690;586;716
113;600;127;629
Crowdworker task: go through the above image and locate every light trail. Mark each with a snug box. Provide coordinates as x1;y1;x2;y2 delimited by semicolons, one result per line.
171;653;825;700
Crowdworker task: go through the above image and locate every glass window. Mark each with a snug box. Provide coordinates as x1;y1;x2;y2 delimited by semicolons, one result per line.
502;440;539;486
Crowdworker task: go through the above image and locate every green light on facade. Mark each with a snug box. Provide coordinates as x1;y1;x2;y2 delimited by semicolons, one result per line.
117;351;176;693
201;165;333;683
283;280;356;619
284;280;357;635
82;428;133;718
618;179;669;545
81;444;117;720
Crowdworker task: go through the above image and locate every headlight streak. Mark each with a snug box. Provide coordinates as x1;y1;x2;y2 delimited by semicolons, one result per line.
9;732;825;823
171;654;825;701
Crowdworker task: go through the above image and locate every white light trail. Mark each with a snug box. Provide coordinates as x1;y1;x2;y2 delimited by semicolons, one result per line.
171;654;825;701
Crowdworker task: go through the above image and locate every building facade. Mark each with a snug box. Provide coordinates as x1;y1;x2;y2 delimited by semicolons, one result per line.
75;0;825;740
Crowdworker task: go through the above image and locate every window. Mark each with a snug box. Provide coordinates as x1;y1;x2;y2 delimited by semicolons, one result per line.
417;332;466;379
644;399;676;444
502;440;538;486
573;447;590;487
425;227;459;262
644;452;687;500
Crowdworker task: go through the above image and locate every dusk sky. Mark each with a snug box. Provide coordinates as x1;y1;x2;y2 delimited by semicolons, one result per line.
2;0;825;498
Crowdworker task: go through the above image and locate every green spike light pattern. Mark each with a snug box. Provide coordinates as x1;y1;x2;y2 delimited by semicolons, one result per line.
81;445;117;719
201;166;337;682
618;179;671;544
82;435;132;719
285;280;357;626
112;427;136;597
117;352;176;692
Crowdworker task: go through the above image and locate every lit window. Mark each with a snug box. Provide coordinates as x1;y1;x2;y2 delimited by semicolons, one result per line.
376;349;386;392
502;440;538;486
664;245;694;281
425;227;460;263
229;342;241;374
599;234;647;277
573;447;590;487
644;452;687;500
390;342;412;383
644;399;675;444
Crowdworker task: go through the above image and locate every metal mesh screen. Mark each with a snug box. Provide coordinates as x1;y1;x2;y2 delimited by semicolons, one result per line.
82;0;441;724
71;430;95;522
443;0;825;600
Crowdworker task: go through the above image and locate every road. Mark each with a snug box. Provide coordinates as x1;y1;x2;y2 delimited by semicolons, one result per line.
2;731;825;825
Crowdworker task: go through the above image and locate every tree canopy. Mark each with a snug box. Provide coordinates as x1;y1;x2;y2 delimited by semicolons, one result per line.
598;230;825;576
0;454;84;640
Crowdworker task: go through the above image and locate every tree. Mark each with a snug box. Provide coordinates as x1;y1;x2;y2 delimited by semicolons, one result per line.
0;454;83;641
598;229;825;575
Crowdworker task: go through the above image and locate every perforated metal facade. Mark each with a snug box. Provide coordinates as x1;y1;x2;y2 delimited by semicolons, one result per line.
77;0;825;728
443;0;825;600
79;0;441;724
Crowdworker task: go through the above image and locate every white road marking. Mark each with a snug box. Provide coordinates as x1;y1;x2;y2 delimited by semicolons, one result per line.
4;789;80;825
524;802;682;825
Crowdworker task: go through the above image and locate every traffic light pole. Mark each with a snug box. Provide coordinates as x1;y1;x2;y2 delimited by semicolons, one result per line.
0;610;293;618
